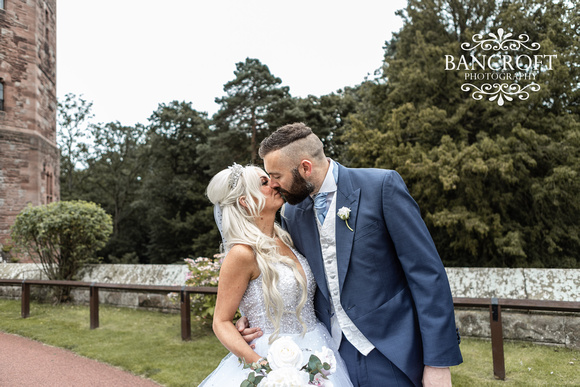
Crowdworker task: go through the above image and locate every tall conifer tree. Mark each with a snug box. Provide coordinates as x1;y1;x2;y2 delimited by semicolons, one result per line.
346;0;579;267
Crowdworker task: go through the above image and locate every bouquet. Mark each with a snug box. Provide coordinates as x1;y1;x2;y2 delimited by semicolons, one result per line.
240;336;336;387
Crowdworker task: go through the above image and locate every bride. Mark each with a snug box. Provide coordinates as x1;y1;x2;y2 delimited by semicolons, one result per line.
199;163;352;386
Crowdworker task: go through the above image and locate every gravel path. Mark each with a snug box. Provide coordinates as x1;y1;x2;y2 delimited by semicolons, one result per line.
0;331;163;386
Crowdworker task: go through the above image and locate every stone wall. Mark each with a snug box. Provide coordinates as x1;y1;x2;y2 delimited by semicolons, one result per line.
445;268;580;351
445;268;580;301
0;263;189;313
1;264;579;349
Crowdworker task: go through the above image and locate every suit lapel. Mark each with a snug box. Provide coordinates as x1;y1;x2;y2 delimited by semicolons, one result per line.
293;199;330;302
335;165;360;293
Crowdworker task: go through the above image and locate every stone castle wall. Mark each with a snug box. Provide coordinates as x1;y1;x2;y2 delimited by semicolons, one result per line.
0;0;59;248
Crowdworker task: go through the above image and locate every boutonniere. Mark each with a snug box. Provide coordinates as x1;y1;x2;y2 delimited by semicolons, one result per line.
337;207;354;231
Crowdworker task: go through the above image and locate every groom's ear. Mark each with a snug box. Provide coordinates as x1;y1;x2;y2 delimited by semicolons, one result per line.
299;160;313;177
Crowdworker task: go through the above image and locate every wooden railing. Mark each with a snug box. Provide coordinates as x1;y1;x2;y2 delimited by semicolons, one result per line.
452;297;580;380
0;279;217;341
1;279;579;380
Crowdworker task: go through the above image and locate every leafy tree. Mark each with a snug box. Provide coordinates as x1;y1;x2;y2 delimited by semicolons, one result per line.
79;122;149;262
57;93;93;200
11;201;112;301
200;58;292;174
273;90;359;164
345;0;579;267
57;95;149;262
141;101;216;263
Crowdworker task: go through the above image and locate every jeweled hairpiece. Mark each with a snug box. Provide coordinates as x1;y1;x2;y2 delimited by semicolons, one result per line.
228;163;244;189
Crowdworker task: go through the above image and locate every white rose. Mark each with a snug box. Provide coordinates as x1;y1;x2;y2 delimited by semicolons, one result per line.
261;367;309;387
337;207;351;220
267;336;304;370
313;346;337;376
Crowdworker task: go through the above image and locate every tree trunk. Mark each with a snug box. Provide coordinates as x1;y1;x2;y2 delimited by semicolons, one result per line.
251;112;257;164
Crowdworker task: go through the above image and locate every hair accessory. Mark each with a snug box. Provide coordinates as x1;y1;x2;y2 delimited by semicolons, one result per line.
228;163;244;189
214;204;227;252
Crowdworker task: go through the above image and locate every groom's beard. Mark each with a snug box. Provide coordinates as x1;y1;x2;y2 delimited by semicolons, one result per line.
277;168;314;205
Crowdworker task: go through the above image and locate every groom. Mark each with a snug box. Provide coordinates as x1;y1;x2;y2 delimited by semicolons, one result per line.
244;123;462;386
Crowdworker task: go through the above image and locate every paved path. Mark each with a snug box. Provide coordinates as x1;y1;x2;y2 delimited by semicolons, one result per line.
0;331;162;387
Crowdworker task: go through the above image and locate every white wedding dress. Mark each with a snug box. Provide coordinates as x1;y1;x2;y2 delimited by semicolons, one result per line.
199;248;353;386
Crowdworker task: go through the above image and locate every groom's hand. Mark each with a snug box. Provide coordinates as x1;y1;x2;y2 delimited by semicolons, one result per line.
422;366;451;386
235;316;263;349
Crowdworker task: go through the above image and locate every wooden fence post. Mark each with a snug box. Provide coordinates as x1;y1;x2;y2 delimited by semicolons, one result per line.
180;287;191;341
90;284;99;329
490;297;506;380
21;280;30;318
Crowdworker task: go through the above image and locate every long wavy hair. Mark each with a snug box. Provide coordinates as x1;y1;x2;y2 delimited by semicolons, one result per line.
206;165;308;342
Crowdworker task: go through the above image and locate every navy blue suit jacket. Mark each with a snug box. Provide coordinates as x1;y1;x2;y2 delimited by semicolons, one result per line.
281;164;462;385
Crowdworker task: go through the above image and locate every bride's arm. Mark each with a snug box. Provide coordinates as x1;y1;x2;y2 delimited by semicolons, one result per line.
212;244;262;364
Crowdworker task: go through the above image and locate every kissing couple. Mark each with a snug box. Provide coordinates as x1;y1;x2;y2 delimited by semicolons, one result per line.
199;123;462;387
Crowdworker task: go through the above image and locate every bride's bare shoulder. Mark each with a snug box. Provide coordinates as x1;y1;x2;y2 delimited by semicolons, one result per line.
226;244;254;259
222;244;259;279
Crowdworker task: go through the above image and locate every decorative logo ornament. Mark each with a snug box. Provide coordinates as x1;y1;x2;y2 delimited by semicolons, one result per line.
460;82;541;106
445;28;556;105
460;28;541;52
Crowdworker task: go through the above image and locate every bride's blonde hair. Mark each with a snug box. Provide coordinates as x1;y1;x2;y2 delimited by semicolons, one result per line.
206;165;307;342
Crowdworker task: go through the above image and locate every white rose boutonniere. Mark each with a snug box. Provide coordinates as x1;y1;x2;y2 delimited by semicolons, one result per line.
337;207;354;231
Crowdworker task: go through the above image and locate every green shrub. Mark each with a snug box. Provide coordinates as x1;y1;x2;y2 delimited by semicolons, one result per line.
11;200;113;301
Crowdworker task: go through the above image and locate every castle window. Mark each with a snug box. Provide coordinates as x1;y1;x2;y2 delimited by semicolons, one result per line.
0;82;4;111
46;171;54;203
0;0;4;10
45;9;49;39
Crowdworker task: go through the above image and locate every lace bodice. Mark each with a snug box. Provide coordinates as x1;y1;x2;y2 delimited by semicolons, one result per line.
239;249;318;334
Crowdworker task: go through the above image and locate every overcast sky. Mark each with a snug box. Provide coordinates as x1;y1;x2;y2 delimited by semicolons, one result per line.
56;0;407;127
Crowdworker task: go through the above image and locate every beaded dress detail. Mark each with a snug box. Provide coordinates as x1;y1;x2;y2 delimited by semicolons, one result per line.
239;248;318;335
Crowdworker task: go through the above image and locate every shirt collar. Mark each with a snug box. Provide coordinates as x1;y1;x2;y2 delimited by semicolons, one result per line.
317;159;337;195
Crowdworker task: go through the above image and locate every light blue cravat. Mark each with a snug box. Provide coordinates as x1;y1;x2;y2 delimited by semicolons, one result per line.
313;162;339;225
314;192;329;224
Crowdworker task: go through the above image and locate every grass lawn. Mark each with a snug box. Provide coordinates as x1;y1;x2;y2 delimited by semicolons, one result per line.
452;336;579;386
0;299;578;386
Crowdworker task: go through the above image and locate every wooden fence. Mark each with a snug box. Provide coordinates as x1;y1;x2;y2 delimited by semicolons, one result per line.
1;279;579;381
0;279;216;341
452;297;580;380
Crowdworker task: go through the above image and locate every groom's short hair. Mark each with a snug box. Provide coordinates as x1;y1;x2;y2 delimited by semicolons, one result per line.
259;123;321;160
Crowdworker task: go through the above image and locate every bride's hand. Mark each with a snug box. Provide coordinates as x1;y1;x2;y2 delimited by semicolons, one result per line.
235;316;263;349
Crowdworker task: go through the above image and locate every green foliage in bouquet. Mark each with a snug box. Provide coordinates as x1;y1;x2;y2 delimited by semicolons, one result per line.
240;372;265;387
302;354;332;383
240;359;271;387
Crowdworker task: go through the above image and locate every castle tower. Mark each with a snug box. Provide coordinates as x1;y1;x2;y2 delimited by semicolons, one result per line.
0;0;59;253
